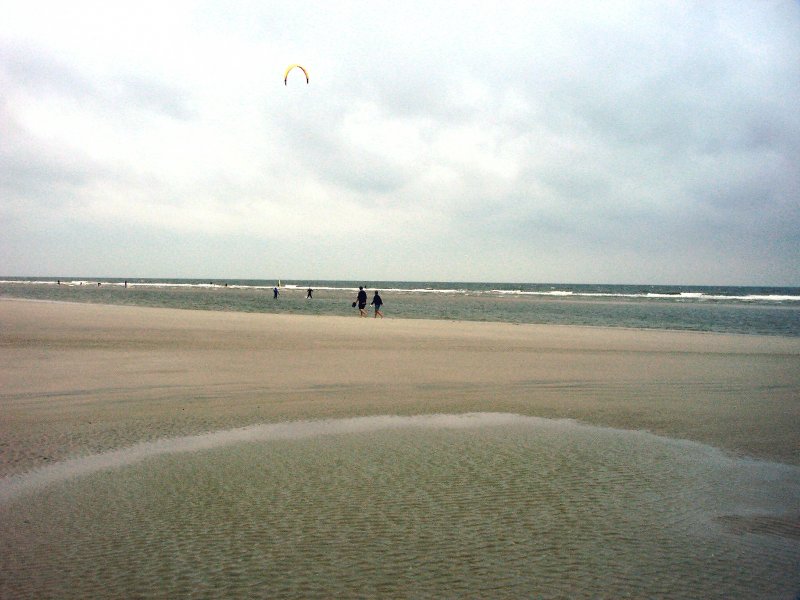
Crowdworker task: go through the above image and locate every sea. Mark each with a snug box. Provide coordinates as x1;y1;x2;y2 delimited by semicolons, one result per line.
2;277;799;336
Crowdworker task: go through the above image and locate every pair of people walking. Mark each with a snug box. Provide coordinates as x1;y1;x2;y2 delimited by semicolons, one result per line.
355;286;383;318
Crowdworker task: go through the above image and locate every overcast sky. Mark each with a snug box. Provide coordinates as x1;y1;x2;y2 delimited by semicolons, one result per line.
1;1;798;284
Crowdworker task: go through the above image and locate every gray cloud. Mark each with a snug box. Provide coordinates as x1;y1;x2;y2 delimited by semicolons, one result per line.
0;39;194;119
1;1;798;283
0;103;99;204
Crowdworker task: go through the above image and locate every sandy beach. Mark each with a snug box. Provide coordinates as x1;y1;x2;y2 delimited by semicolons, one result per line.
3;298;800;598
2;298;799;475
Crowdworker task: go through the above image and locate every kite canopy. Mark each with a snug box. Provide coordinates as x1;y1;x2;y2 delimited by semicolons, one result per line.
284;64;309;85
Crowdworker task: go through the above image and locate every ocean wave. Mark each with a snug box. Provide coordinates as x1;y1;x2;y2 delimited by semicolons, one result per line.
491;289;800;302
2;279;798;303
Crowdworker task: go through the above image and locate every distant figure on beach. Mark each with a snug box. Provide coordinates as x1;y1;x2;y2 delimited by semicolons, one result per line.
371;291;384;318
273;287;279;299
307;288;313;299
356;286;368;317
124;280;127;288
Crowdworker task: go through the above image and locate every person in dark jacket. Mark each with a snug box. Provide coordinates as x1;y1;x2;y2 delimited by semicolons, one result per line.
370;291;384;318
356;286;368;317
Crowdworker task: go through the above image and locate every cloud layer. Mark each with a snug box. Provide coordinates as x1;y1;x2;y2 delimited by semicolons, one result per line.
2;1;798;284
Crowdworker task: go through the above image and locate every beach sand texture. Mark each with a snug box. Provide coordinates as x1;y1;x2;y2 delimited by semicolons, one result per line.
1;299;799;597
3;299;798;472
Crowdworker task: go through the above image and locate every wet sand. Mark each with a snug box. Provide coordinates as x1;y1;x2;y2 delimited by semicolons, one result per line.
2;297;799;475
2;415;799;598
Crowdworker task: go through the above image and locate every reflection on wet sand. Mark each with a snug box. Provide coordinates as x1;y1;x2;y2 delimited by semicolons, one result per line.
2;414;798;598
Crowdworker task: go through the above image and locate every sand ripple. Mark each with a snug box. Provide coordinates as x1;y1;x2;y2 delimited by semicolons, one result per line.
1;414;799;598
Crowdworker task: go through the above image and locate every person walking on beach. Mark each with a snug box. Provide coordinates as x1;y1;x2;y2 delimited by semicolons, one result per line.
356;286;368;317
371;291;384;318
273;286;279;299
307;288;313;299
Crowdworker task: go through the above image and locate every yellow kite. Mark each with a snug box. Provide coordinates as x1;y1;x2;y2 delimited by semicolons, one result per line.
284;64;309;85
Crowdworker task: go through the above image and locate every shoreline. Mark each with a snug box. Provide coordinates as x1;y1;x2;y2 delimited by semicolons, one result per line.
4;279;800;338
0;293;779;326
2;298;799;479
3;295;799;340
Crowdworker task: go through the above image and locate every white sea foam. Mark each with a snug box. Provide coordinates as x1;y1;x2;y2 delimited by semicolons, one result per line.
490;289;800;302
3;279;799;302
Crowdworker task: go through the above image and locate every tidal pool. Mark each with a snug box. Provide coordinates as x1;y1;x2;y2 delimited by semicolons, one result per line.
1;413;798;598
